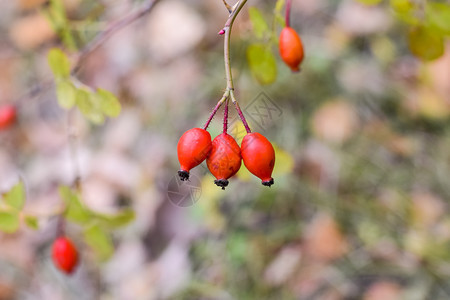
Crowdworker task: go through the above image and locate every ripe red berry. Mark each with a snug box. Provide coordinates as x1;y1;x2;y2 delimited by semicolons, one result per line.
279;27;304;72
241;132;275;187
177;128;212;180
52;237;79;274
207;133;241;189
0;105;16;130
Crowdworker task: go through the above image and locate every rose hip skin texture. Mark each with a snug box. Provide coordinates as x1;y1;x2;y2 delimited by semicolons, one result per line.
0;105;16;130
177;128;212;181
241;132;275;186
207;133;242;189
52;237;79;274
279;27;304;72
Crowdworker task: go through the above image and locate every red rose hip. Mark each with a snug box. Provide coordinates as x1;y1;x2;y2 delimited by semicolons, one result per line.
207;133;241;189
52;236;79;274
279;27;304;72
177;128;212;180
241;132;275;186
0;105;16;130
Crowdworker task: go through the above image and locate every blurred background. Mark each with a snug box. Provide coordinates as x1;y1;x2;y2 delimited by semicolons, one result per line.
0;0;450;299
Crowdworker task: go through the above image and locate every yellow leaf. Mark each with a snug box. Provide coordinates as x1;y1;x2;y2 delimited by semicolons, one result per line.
195;176;226;232
417;88;449;120
272;144;294;177
236;162;253;181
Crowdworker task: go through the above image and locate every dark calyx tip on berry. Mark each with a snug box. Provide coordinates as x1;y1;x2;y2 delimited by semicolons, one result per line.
214;179;229;190
262;178;274;187
178;170;190;181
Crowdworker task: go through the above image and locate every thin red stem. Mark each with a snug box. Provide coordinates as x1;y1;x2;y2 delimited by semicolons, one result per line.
223;99;229;133
285;0;292;27
231;93;251;133
56;216;66;238
203;93;228;130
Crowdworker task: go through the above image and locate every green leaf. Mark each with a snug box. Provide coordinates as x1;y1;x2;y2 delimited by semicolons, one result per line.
426;3;450;34
48;0;67;26
275;0;285;14
56;80;77;109
274;0;286;27
76;89;105;124
249;7;270;39
59;186;91;224
24;215;39;230
84;224;114;261
390;0;414;13
390;0;419;25
95;89;121;117
246;43;277;85
46;0;76;50
227;233;248;265
47;48;71;78
355;0;382;5
408;26;444;61
95;209;135;229
0;211;19;233
3;181;26;210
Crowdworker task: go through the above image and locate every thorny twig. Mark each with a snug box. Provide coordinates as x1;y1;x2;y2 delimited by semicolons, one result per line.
14;0;161;107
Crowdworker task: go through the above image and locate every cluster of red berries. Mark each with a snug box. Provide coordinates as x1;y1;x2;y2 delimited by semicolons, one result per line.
0;105;16;130
52;236;79;274
177;127;275;189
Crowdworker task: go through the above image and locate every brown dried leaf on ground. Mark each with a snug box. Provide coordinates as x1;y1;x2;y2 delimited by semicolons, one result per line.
304;213;348;262
263;244;302;286
312;100;358;144
9;13;55;50
363;281;403;300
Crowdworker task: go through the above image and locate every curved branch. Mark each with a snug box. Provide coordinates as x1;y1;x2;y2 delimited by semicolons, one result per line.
15;0;162;106
72;0;161;74
222;0;232;13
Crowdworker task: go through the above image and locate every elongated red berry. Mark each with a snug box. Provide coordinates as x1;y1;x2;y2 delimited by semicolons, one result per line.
177;128;212;181
207;133;241;189
241;132;275;187
279;27;304;72
52;237;79;274
0;105;16;130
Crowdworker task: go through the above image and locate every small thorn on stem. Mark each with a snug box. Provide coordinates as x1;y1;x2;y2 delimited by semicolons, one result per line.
218;29;225;35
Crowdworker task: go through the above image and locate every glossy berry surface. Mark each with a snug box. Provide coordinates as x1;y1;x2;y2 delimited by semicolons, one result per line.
52;237;79;274
0;105;16;130
241;132;275;187
207;133;241;189
279;27;304;72
177;128;212;181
